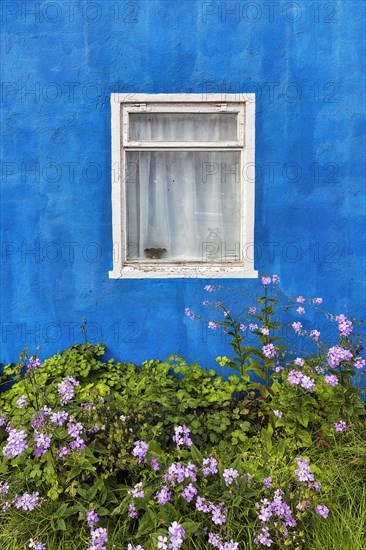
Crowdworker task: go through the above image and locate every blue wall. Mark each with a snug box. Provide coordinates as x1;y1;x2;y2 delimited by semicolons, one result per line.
1;0;365;369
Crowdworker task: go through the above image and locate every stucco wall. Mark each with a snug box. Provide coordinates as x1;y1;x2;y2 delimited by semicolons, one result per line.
1;0;365;369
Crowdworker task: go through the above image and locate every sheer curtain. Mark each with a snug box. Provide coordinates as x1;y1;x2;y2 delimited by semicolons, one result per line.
126;114;240;261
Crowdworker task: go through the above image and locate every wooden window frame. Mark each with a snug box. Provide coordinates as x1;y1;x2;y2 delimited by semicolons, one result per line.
109;93;257;279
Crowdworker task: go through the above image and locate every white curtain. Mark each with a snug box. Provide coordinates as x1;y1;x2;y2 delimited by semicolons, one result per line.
126;114;240;261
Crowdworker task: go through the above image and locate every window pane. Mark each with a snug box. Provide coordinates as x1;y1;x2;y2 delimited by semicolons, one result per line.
126;151;241;261
129;113;238;141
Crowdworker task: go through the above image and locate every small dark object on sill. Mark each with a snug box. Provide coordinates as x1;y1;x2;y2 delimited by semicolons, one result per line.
144;247;167;260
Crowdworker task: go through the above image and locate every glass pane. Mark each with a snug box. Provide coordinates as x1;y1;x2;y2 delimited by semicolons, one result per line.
129;113;238;141
126;151;241;261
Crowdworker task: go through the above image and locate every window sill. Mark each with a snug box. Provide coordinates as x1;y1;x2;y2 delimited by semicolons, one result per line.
109;264;258;279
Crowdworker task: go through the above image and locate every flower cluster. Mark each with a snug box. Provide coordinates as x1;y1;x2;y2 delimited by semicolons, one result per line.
3;427;28;458
309;329;320;341
33;431;52;457
208;533;239;549
87;527;108;550
13;492;41;511
172;425;192;449
334;420;346;432
335;314;353;337
327;346;353;369
292;322;303;334
293;458;314;483
287;370;316;391
202;457;218;476
324;374;338;387
57;376;79;405
28;540;46;550
16;395;28;408
133;440;148;463
27;357;42;371
222;468;239;487
262;344;276;359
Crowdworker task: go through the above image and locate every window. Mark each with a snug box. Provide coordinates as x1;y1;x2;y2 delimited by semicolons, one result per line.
109;94;257;278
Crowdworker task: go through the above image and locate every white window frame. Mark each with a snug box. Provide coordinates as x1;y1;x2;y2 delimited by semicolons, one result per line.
109;93;257;279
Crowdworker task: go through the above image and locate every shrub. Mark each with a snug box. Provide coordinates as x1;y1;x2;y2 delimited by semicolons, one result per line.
0;274;365;548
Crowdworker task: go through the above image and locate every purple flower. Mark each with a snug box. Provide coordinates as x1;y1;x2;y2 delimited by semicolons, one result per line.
312;297;323;304
0;482;10;495
86;508;99;528
272;274;280;284
294;357;304;367
294;458;314;483
57;446;71;459
261;276;272;286
3;428;28;458
151;457;160;471
33;432;52;457
287;370;303;386
249;323;259;331
185;308;196;319
156;485;172;505
310;329;321;341
157;536;168;549
168;521;185;549
274;365;284;372
0;414;7;427
69;437;85;452
208;321;219;330
202;457;218;476
300;375;316;391
249;307;257;314
263;476;272;489
246;472;253;485
88;527;108;550
315;505;329;518
324;374;338;387
328;347;353;369
208;533;223;547
128;502;138;518
185;462;197;482
16;395;28;408
50;411;69;426
27;357;42;371
223;468;239;487
239;324;247;331
67;422;83;438
181;483;197;502
13;492;41;511
296;296;306;303
58;376;79;405
172;425;192;449
292;322;303;334
196;496;212;513
334;420;346;432
354;357;365;370
164;462;186;486
336;314;353;337
211;503;227;525
273;410;282;418
296;307;305;315
262;344;276;359
254;526;273;547
130;482;144;499
31;412;45;429
204;285;215;292
260;326;270;335
28;540;46;550
132;440;148;463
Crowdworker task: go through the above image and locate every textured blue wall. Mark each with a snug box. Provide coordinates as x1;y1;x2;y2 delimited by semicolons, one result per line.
1;0;365;369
